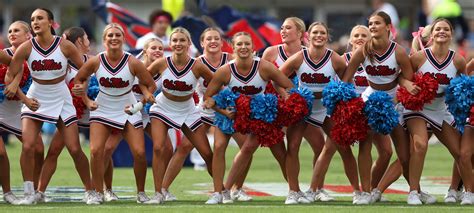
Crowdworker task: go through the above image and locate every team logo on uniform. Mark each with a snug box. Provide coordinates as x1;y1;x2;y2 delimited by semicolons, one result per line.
354;76;369;87
31;59;62;71
231;85;262;95
422;72;451;85
365;65;397;76
300;73;331;84
99;77;130;88
132;85;142;94
163;79;193;92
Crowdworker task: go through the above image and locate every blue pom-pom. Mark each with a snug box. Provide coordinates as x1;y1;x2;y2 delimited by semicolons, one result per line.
20;76;32;94
250;93;278;123
214;113;235;134
290;87;314;111
291;76;299;88
213;88;239;109
363;91;399;134
213;88;239;134
0;84;5;103
144;88;162;114
445;75;474;133
322;80;358;115
87;75;100;100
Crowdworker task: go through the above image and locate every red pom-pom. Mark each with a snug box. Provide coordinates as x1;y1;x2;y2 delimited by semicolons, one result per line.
234;95;252;134
397;73;439;111
470;105;474;126
275;93;309;127
233;94;284;147
68;80;86;119
192;92;199;105
249;120;284;147
330;97;369;147
0;64;6;84
264;81;278;95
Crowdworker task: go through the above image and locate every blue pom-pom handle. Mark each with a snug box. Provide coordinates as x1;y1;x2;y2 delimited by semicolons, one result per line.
363;91;399;135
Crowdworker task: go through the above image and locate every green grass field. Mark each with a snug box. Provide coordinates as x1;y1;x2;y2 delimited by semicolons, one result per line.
1;138;473;212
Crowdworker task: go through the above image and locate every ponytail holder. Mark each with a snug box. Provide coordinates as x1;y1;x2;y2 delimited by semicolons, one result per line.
52;21;60;30
389;25;397;40
303;32;309;46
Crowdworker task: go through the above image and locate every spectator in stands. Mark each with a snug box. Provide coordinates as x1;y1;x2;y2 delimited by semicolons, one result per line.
135;10;173;50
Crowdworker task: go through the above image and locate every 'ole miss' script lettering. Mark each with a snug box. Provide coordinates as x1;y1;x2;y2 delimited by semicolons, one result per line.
301;73;331;84
31;59;62;71
163;79;192;91
231;85;262;95
365;65;397;76
422;72;451;85
100;77;130;88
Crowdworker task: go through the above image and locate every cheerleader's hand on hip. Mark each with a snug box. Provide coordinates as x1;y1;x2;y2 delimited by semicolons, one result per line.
125;102;143;115
143;93;156;104
25;98;40;111
203;98;215;109
4;83;19;98
403;81;421;95
72;84;85;96
86;99;98;111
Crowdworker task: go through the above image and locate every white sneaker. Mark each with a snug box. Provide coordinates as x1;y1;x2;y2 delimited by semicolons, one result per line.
86;192;102;205
304;190;317;202
371;188;381;203
136;192;151;204
444;189;459;203
144;192;164;204
380;195;389;202
162;189;177;201
297;191;311;203
355;192;371;205
315;189;334;202
352;191;361;204
17;193;37;205
205;192;222;205
104;189;119;202
34;191;46;203
460;192;474;205
420;191;437;204
285;191;300;205
222;190;234;204
3;192;19;205
407;190;422;205
231;189;252;202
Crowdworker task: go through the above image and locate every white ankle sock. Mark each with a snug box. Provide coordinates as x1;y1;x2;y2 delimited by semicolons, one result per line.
23;181;34;194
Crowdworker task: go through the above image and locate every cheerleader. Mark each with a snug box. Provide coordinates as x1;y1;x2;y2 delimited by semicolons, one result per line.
278;22;361;204
34;27;95;202
7;8;92;205
159;28;253;202
371;24;435;202
203;32;294;204
73;23;156;204
404;18;473;205
262;18;332;196
146;27;214;203
342;11;435;204
0;21;48;205
101;37;164;202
